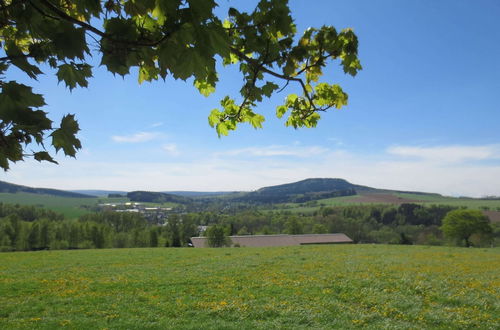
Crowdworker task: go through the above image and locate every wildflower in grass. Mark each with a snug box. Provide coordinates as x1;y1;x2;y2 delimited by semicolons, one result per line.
59;320;71;326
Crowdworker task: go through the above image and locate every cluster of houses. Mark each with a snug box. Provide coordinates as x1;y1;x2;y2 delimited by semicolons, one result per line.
98;202;172;223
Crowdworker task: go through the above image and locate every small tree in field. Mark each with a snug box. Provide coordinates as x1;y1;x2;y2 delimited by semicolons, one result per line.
440;209;492;247
206;225;230;247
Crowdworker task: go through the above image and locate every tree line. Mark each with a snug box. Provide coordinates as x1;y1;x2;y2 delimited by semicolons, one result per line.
0;202;498;252
0;204;198;252
190;203;498;247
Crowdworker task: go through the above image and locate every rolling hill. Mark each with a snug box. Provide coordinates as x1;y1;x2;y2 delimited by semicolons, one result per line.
70;189;127;197
126;191;192;204
3;178;499;214
231;178;358;203
0;178;449;206
0;180;95;198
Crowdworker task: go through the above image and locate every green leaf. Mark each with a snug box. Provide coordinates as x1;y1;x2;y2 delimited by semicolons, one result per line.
5;41;43;79
73;0;102;19
51;23;89;60
138;64;160;84
50;115;82;157
194;80;216;97
286;93;298;105
170;47;209;80
156;0;182;17
56;63;93;90
261;82;279;97
0;154;9;171
276;105;287;118
208;109;221;127
0;81;45;109
206;25;230;58
216;122;229;137
124;0;155;16
187;0;216;19
247;112;265;128
33;151;58;164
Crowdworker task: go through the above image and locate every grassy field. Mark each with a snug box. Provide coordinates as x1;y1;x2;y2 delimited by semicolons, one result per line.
0;193;181;219
0;245;498;329
282;193;500;214
280;195;363;213
0;193;129;218
396;193;500;209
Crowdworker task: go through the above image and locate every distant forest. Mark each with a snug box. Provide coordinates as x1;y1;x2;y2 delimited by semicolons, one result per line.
1;201;498;252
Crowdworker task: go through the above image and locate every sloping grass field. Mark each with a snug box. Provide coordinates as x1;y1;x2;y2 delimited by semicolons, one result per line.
0;193;128;219
284;192;500;214
0;245;498;329
0;193;180;218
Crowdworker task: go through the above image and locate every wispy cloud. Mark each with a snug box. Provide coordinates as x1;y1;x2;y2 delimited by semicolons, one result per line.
387;144;500;163
162;143;179;156
151;122;163;128
111;131;164;143
327;137;344;146
214;145;330;158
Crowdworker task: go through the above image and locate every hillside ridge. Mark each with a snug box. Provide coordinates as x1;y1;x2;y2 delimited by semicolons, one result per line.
0;178;444;203
0;180;96;198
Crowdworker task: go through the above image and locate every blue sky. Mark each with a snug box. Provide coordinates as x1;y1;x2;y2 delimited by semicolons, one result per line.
2;0;500;196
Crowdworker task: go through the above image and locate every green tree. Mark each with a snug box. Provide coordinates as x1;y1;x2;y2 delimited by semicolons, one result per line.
285;217;303;235
149;228;159;247
39;220;50;249
167;215;181;247
206;225;230;247
90;224;105;248
27;222;40;250
68;222;81;248
0;0;361;170
312;223;328;234
441;209;492;247
237;226;250;235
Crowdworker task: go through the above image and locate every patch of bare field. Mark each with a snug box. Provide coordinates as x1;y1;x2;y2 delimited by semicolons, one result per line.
345;193;422;204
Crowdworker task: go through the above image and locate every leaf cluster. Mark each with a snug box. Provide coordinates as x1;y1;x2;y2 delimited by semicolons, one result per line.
0;0;361;169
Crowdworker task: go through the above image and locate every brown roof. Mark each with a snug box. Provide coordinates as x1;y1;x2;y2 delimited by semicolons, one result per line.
191;233;352;248
484;210;500;223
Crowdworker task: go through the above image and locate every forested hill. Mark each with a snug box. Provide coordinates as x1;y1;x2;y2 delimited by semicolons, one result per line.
0;180;95;198
127;191;192;204
233;178;360;203
258;178;356;195
164;191;238;197
0;178;443;205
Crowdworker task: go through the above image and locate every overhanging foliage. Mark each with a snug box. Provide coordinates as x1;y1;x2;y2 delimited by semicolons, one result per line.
0;0;361;170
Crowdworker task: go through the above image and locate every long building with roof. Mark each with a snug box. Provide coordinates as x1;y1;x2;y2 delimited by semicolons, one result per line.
191;233;353;247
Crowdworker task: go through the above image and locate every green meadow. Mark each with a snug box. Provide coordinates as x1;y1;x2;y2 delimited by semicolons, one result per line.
1;245;498;329
0;193;181;219
283;193;500;214
396;193;500;209
0;193;130;218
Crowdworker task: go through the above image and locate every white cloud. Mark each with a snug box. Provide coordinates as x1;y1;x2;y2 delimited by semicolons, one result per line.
387;145;500;163
111;131;164;143
162;143;179;156
214;145;330;158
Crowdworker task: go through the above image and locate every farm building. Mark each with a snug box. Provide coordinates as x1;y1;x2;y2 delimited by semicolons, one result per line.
191;233;353;248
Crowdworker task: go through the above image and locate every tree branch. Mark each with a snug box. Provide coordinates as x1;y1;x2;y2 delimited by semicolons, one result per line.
35;0;174;47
